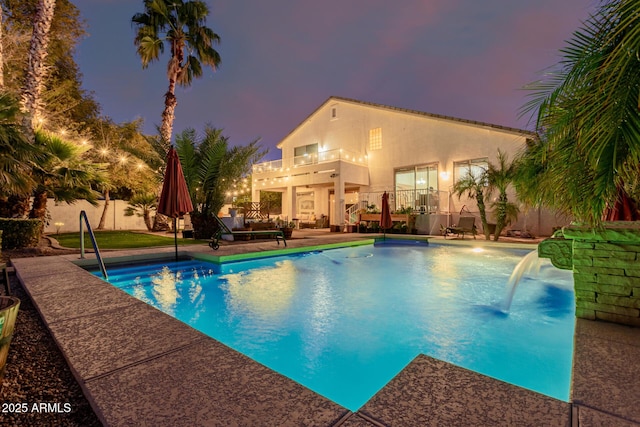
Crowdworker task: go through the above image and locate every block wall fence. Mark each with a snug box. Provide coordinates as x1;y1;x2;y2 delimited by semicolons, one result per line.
43;199;148;234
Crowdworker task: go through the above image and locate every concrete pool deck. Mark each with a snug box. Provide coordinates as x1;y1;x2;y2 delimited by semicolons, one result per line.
10;230;640;426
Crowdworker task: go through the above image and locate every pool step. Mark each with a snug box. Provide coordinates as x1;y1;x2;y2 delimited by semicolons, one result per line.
95;260;216;287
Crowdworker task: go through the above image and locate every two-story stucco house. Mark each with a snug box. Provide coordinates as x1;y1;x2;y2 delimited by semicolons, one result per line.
250;96;564;236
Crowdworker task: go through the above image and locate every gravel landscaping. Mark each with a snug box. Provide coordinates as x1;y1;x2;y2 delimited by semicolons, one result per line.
1;243;101;426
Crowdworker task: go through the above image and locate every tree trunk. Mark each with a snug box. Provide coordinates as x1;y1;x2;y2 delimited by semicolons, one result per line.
22;0;56;132
97;189;109;230
0;6;5;89
493;193;508;241
0;195;30;218
29;189;48;222
160;86;177;147
143;209;153;231
476;190;490;240
159;40;184;147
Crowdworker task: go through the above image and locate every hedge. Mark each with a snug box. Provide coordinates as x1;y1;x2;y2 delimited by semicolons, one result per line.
0;218;42;250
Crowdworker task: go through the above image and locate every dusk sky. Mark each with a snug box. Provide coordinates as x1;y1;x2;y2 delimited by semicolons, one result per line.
75;0;596;160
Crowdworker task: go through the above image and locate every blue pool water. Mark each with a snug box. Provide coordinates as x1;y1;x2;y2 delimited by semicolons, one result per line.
96;242;575;411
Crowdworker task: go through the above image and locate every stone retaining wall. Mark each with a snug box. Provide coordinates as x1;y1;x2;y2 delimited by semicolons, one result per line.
539;222;640;327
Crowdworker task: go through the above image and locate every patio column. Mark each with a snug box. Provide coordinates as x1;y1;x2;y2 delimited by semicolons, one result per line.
284;185;297;223
317;187;330;218
291;189;297;223
332;174;345;231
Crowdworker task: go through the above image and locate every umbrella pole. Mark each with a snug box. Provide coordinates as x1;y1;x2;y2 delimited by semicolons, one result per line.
173;217;178;261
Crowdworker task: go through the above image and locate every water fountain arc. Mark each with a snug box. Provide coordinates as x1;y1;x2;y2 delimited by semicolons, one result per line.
503;250;541;312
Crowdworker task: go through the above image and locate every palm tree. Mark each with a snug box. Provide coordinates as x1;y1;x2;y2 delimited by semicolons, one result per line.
518;0;640;225
28;129;105;222
0;92;39;198
486;149;518;241
452;169;490;240
175;126;265;238
132;0;221;147
124;192;157;231
22;0;56;132
0;91;43;217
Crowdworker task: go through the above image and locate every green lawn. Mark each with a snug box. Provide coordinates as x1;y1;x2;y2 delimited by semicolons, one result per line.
53;231;208;249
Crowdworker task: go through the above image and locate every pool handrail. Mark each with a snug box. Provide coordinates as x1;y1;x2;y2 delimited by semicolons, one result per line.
79;210;108;280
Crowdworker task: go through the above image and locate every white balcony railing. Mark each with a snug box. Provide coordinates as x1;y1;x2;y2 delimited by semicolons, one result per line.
252;159;282;174
358;189;450;214
252;148;367;174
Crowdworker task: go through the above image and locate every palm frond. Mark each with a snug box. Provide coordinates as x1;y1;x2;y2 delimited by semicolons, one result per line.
518;0;640;225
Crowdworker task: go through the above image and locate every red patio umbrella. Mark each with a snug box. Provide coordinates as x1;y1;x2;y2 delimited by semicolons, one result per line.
602;186;640;221
380;191;393;239
158;146;194;260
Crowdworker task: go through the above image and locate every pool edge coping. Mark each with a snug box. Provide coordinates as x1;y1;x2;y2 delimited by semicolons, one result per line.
11;234;640;426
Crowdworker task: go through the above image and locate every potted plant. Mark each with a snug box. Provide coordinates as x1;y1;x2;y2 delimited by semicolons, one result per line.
280;221;295;239
400;222;408;234
0;296;20;385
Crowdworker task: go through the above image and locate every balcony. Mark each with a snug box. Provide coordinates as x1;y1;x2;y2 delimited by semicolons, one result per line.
252;148;367;174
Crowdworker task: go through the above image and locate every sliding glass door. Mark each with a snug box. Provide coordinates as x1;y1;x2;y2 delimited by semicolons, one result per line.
394;164;438;211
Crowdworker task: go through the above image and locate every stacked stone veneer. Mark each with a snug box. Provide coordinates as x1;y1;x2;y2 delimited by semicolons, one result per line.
539;222;640;327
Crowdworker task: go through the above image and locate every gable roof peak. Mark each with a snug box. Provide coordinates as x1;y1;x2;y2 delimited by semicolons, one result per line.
277;95;534;147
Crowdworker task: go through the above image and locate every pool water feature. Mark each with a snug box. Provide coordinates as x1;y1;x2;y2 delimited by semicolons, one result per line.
97;243;575;411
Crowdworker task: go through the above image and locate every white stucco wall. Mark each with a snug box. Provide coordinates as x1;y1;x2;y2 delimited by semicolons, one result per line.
253;96;570;234
278;98;528;192
43;199;149;234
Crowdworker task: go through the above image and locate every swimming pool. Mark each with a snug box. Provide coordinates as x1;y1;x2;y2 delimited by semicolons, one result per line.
98;242;575;411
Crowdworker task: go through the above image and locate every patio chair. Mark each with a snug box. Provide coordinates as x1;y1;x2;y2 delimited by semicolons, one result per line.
209;216;287;250
443;216;477;240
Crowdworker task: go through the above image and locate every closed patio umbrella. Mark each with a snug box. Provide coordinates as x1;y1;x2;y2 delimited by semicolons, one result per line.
380;191;393;239
602;186;640;221
157;146;194;260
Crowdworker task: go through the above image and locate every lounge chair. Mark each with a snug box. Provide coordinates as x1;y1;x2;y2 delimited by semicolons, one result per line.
443;216;477;239
209;216;287;250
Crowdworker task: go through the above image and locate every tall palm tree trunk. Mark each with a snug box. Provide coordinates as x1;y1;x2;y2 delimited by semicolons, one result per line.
160;86;177;147
159;39;185;147
0;6;5;89
22;0;56;132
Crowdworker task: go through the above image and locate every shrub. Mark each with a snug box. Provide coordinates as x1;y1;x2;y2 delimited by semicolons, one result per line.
0;218;42;249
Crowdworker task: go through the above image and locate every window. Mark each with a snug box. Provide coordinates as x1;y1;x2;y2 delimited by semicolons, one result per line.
331;105;338;120
369;127;382;150
294;143;318;166
454;158;488;182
